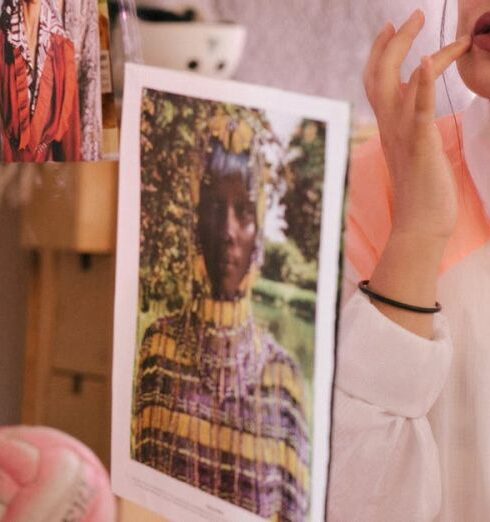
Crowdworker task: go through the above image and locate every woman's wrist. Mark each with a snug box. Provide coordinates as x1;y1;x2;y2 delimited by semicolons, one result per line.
367;230;448;339
389;227;452;251
371;230;447;300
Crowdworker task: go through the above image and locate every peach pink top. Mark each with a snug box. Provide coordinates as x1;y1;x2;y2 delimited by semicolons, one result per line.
327;96;490;521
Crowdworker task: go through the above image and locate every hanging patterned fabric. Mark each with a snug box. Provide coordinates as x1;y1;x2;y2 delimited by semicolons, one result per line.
0;0;101;161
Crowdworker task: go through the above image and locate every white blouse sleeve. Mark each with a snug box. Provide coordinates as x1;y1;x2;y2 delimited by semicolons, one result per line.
327;262;453;522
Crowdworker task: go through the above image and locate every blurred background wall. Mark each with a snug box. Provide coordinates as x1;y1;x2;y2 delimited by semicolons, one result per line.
141;0;472;124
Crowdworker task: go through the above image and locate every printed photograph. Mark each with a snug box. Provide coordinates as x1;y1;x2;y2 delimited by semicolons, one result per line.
130;88;327;522
112;64;349;522
0;0;102;162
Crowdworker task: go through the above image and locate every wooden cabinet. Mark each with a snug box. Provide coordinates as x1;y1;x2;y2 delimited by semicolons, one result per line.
45;372;111;466
52;254;115;376
20;162;117;470
19;161;169;520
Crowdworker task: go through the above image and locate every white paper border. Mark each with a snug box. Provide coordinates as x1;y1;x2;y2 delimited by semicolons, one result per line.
112;63;350;522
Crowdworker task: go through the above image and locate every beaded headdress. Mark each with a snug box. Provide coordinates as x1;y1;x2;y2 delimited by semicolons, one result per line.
191;110;268;301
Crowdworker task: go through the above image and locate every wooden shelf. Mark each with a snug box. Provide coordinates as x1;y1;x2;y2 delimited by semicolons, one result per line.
20;161;118;253
118;499;168;522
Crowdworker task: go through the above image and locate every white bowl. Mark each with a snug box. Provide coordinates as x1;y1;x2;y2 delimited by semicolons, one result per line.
138;21;247;78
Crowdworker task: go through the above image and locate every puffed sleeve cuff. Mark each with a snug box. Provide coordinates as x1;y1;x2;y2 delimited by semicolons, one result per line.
336;290;453;419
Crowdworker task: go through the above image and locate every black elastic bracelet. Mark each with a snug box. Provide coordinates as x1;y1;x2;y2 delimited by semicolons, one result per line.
358;280;442;314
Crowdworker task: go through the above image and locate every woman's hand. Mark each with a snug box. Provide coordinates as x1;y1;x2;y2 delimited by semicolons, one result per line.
363;10;471;338
364;9;471;242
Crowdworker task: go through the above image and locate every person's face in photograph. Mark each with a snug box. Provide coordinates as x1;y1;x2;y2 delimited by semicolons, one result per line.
198;173;257;300
457;0;490;97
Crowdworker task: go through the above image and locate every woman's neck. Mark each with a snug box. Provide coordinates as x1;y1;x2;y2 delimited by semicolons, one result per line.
22;0;41;65
23;0;41;22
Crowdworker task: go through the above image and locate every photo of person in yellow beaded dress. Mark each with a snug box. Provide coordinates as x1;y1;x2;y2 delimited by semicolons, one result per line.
129;87;333;522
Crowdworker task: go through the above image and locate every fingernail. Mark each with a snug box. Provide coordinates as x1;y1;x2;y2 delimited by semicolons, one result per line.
383;21;395;33
410;9;424;21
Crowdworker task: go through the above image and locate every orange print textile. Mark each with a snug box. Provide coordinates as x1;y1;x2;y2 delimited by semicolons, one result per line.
0;31;81;162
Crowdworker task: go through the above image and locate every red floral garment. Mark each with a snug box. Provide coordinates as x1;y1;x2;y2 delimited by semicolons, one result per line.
0;0;81;162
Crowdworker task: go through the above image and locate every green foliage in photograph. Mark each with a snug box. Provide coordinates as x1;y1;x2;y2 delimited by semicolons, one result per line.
282;121;327;262
261;240;318;291
139;89;273;315
139;91;328;438
140;90;205;314
253;278;316;320
140;89;327;318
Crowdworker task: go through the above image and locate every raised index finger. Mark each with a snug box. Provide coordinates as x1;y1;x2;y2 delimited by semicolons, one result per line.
430;34;472;77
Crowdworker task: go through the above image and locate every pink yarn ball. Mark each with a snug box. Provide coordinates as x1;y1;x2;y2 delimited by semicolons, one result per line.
0;426;116;522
